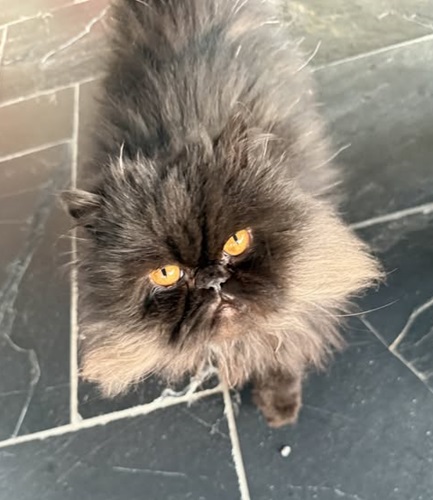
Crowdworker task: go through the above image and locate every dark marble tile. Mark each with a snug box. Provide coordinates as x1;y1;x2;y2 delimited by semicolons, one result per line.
0;88;73;158
236;323;433;500
9;207;72;436
279;0;433;65
316;38;433;222
0;147;64;285
0;395;239;500
0;0;77;27
0;0;109;104
0;144;72;439
76;78;101;180
0;337;37;440
355;210;433;388
0;27;5;63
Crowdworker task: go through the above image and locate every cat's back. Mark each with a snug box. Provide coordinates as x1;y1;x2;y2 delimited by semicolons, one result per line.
97;1;315;154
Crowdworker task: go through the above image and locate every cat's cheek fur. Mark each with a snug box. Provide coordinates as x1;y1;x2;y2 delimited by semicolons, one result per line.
80;328;168;397
289;202;382;315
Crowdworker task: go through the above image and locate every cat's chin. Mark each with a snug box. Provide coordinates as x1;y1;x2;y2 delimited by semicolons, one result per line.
215;302;238;319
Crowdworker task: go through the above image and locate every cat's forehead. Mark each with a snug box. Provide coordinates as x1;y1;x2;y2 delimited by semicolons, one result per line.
151;158;252;223
153;194;252;267
104;149;293;265
141;178;257;266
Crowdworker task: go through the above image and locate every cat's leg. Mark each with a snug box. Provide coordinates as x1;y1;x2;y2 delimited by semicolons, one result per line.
252;369;302;428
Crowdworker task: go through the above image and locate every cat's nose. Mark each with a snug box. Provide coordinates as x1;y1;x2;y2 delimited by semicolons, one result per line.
195;266;229;291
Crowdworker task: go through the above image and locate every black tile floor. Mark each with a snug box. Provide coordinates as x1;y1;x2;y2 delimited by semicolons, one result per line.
0;1;432;499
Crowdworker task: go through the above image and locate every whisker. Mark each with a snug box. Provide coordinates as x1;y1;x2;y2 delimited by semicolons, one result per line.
58;233;89;243
135;0;151;7
334;300;399;318
312;143;352;170
296;40;322;73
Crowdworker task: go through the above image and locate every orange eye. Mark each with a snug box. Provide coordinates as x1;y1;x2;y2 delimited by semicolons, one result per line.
149;265;183;287
223;229;251;257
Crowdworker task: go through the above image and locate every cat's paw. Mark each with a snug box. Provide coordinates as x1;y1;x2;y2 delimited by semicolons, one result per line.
252;377;302;428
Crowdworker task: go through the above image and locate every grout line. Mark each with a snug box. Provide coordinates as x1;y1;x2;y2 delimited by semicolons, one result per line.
359;317;389;348
0;26;7;64
222;383;251;500
349;202;433;230
70;83;80;425
361;318;433;394
0;139;70;164
314;32;433;72
40;6;109;66
0;74;101;109
0;0;91;31
389;296;433;352
0;385;223;449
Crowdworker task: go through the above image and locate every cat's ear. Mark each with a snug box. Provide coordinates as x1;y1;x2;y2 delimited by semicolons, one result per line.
61;189;101;225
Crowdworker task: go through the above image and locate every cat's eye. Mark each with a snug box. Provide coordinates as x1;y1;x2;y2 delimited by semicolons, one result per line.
223;229;251;257
149;265;183;287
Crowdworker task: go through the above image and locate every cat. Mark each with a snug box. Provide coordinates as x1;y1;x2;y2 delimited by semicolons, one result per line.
62;0;381;427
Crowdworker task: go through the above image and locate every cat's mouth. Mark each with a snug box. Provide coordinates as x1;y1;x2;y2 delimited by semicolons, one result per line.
214;301;238;319
208;293;246;338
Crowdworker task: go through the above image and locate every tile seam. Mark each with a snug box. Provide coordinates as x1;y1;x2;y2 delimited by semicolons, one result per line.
0;386;223;449
223;383;251;500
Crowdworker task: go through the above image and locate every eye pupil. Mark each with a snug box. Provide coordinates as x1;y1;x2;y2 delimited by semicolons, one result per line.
223;229;251;256
149;265;182;287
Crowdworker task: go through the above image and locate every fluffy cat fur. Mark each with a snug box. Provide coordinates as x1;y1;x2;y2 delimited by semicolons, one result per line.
63;0;381;427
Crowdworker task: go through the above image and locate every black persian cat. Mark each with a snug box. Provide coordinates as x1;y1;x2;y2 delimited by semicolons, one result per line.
63;0;381;427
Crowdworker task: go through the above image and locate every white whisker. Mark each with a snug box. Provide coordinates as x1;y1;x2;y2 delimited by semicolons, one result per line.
296;40;322;72
312;143;352;170
334;300;398;318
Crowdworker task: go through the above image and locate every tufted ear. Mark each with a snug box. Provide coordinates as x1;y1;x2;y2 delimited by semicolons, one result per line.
61;189;102;225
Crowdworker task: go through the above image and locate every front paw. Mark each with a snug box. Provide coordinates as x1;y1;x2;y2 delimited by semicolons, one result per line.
252;373;302;428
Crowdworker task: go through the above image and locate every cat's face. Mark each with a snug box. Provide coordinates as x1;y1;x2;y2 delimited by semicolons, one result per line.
65;128;379;396
141;224;282;344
